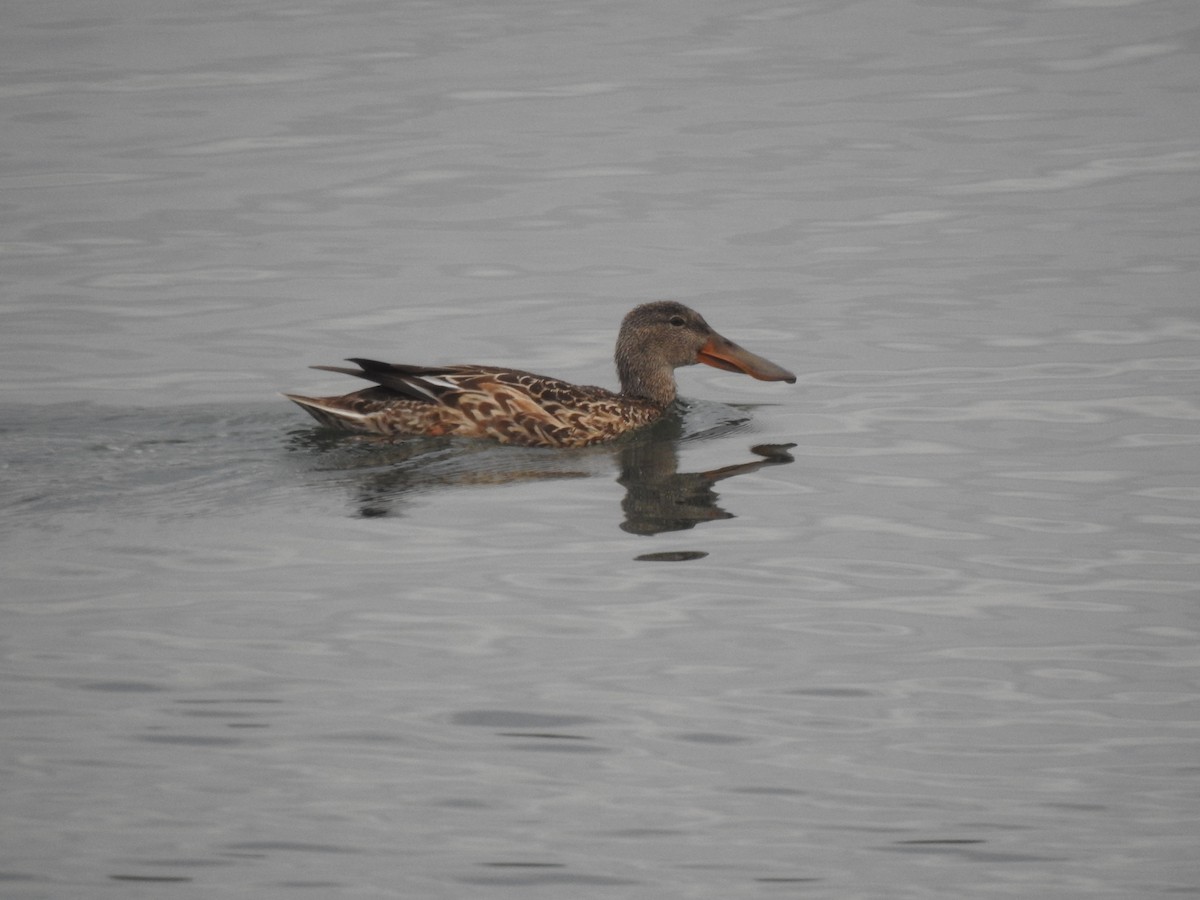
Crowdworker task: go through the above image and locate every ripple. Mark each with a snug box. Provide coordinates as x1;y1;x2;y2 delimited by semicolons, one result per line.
441;264;526;278
0;172;157;189
450;83;622;101
544;166;653;179
994;470;1131;484
770;558;964;583
944;150;1200;194
810;357;1200;388
1070;325;1200;346
970;549;1200;576
1117;433;1200;448
848;475;945;488
1042;41;1183;72
1134;486;1200;501
0;241;73;256
861;397;1200;424
787;440;963;457
784;621;915;638
1049;0;1159;6
938;643;1195;665
985;517;1109;535
819;515;988;541
164;135;345;155
98;65;338;93
452;711;599;729
86;268;290;288
811;209;960;229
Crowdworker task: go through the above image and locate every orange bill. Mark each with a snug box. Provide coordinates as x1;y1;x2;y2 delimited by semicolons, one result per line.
697;333;796;383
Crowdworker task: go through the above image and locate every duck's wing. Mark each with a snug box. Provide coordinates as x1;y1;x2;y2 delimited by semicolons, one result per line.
309;359;491;403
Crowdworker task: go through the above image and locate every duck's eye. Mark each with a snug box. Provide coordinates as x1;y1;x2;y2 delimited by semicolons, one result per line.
669;315;686;327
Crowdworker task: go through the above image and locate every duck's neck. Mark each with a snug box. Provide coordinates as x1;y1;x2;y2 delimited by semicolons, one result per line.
617;357;678;408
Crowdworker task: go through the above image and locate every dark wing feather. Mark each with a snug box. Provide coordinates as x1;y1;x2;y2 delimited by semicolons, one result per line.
309;358;471;403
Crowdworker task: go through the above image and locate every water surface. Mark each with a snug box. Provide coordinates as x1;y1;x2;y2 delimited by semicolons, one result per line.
2;0;1198;897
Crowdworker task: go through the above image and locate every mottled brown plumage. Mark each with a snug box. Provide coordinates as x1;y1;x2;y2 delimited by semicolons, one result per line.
284;301;795;448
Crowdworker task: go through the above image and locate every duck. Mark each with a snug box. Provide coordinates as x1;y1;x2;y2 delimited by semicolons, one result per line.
284;300;795;448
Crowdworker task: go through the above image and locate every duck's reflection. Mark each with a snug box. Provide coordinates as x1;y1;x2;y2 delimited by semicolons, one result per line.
617;439;794;534
289;415;794;534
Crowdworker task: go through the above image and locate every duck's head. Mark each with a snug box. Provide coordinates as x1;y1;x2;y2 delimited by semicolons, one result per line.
615;301;796;406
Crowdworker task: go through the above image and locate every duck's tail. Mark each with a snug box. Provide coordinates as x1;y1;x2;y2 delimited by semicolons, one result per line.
282;394;371;432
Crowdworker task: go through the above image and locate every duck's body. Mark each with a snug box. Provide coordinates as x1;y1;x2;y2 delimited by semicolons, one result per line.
288;362;663;448
285;301;794;448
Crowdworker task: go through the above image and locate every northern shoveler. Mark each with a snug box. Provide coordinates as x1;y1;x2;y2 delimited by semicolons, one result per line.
284;300;795;448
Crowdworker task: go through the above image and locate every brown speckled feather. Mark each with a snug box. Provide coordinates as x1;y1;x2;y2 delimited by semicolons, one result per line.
288;365;660;448
285;302;795;448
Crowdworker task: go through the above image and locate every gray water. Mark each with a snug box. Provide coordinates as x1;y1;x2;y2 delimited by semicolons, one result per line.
2;0;1199;897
